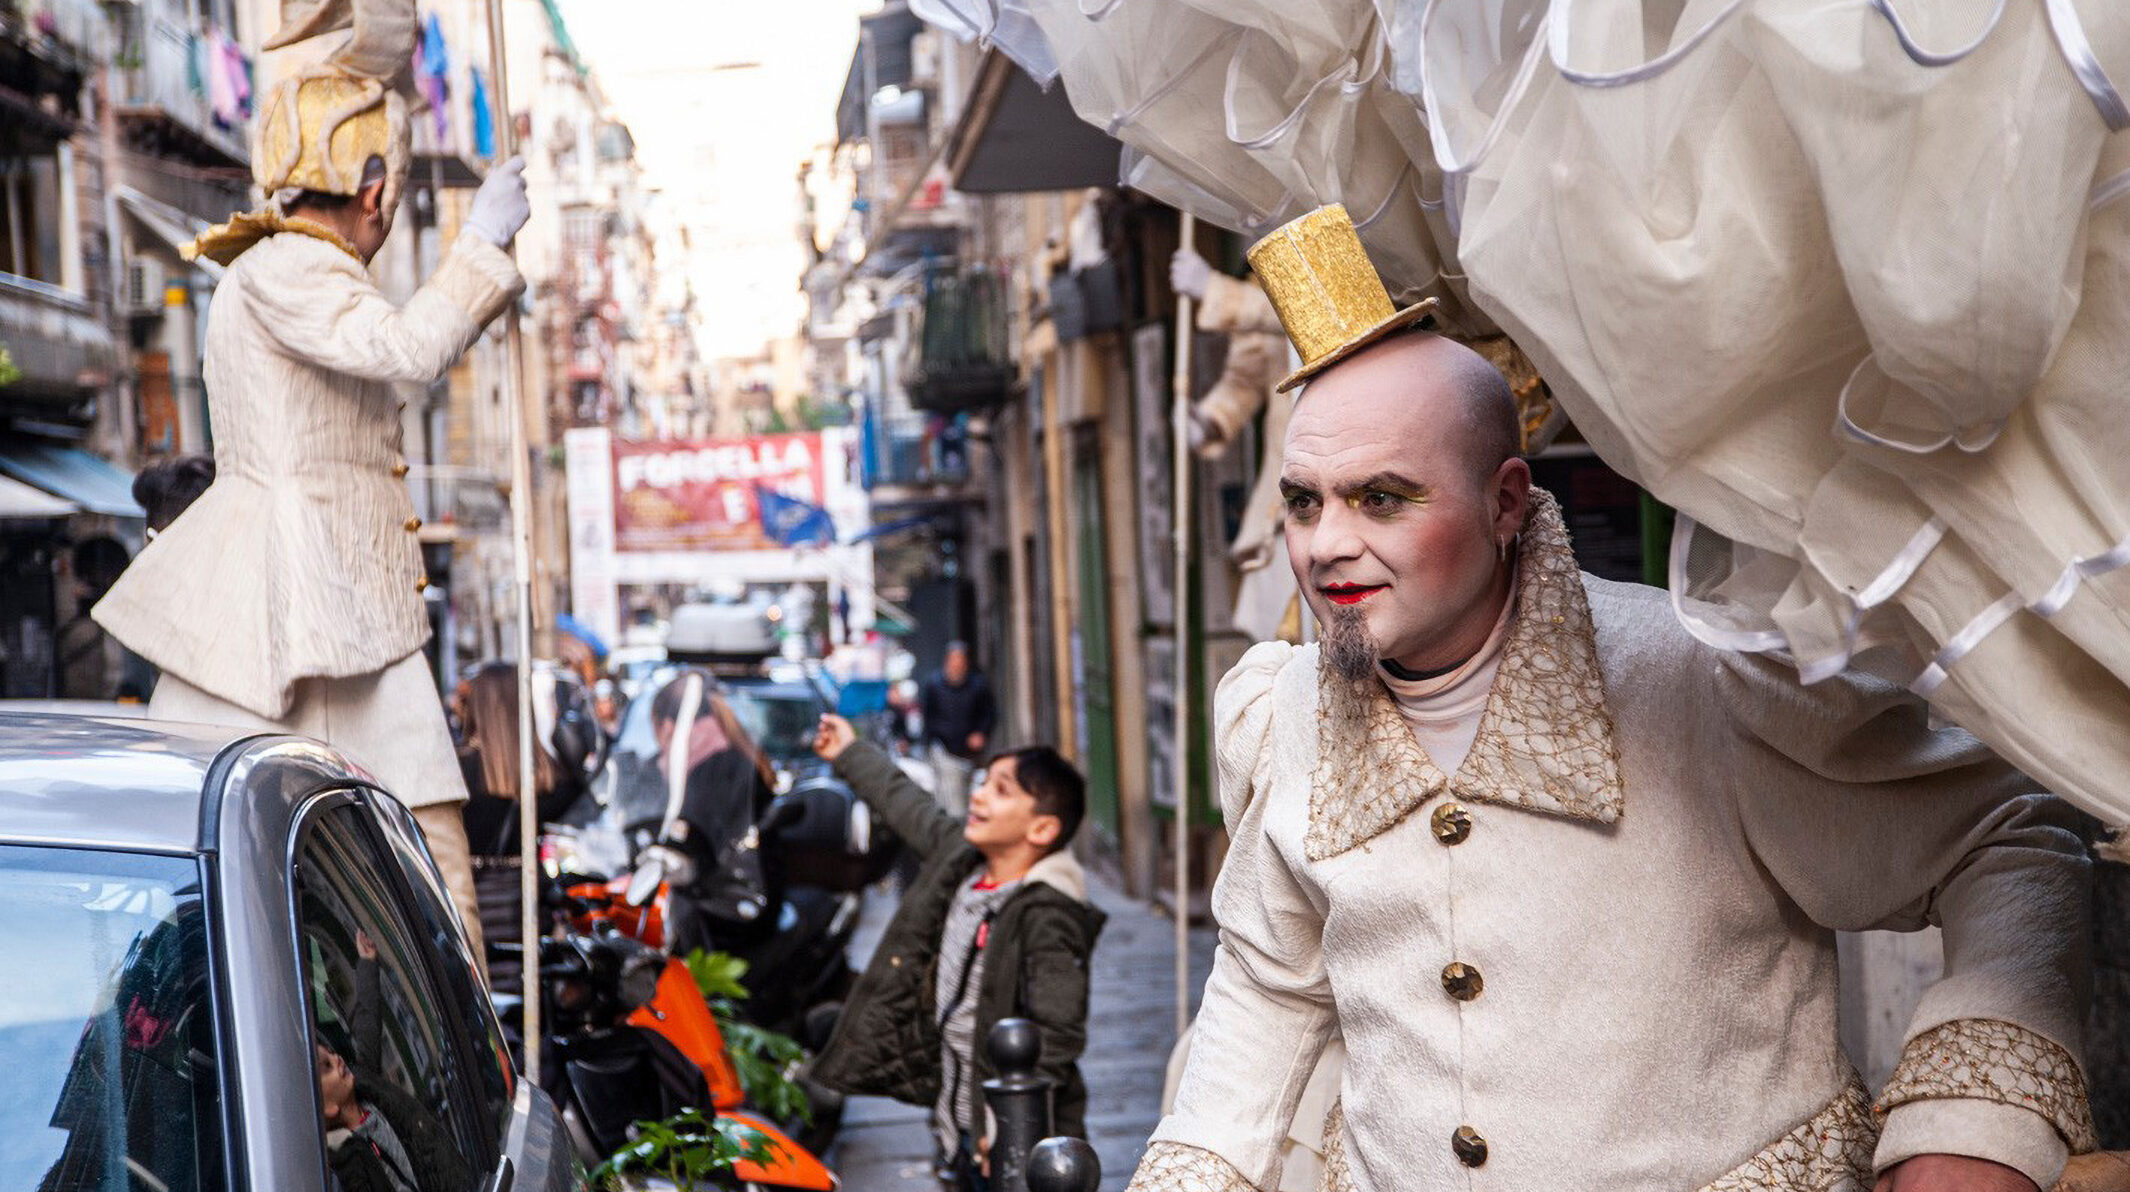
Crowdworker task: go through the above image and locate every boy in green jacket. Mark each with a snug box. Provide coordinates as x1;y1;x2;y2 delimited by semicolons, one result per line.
810;714;1106;1191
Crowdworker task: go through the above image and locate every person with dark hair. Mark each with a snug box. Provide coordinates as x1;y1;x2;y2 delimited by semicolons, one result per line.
132;455;216;536
645;671;776;883
55;536;130;700
918;641;996;813
810;713;1103;1191
453;662;577;857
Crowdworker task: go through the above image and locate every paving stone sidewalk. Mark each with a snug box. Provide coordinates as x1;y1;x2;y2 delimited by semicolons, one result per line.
827;869;1218;1192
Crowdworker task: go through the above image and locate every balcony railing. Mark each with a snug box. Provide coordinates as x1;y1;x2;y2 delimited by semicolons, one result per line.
113;4;249;167
903;266;1014;414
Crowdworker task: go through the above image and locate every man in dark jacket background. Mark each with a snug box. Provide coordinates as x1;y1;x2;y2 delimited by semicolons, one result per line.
811;713;1104;1191
919;642;996;813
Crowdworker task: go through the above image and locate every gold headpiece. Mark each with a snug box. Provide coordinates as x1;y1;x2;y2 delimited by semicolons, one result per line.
185;0;415;265
1246;204;1439;392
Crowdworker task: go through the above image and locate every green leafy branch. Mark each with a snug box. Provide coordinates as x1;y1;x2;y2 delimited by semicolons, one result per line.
589;1107;774;1191
0;344;20;389
683;949;814;1126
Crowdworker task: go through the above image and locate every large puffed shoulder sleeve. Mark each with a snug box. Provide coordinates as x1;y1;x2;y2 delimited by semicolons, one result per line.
1714;649;2094;1187
1214;641;1295;825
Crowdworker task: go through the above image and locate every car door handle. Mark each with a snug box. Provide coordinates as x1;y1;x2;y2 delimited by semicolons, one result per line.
485;1157;515;1192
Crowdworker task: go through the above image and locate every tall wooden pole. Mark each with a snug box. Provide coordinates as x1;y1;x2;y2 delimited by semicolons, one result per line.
1170;212;1196;1038
478;0;541;1086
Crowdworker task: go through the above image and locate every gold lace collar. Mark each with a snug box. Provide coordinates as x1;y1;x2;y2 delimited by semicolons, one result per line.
1305;489;1625;860
182;209;363;267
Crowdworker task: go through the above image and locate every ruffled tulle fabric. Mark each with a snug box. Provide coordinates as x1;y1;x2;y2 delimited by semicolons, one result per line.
912;0;2130;823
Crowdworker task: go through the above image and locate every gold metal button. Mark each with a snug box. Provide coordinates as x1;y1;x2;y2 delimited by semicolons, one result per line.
1442;961;1483;1001
1452;1126;1488;1168
415;576;430;592
1430;802;1472;846
392;462;410;478
404;516;422;532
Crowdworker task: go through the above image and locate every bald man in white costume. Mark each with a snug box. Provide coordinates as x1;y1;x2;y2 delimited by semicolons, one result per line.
1129;207;2094;1192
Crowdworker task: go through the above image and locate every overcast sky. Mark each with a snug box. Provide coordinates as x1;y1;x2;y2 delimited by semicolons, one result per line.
556;0;878;362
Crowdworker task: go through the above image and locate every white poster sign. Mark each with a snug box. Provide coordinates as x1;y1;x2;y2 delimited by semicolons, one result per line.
563;426;620;647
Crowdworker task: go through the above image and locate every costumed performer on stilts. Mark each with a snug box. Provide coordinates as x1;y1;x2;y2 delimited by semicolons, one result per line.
1129;206;2096;1192
94;0;530;960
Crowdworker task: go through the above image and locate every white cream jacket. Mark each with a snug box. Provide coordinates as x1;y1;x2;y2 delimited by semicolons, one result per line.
96;228;522;718
1133;493;2092;1192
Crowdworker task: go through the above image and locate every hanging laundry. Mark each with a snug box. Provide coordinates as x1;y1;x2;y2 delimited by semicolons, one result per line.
419;13;452;144
214;33;252;124
205;31;239;127
470;66;494;159
185;32;206;99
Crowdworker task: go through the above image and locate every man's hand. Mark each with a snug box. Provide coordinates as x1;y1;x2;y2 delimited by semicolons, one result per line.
814;714;856;762
966;731;987;755
1876;1154;2040;1192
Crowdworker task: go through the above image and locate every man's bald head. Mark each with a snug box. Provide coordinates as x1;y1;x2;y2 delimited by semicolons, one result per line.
1294;331;1521;486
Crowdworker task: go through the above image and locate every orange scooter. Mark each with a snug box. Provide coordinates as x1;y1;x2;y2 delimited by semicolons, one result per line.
560;876;836;1191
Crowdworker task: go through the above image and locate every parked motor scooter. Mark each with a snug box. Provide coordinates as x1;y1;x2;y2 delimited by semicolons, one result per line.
500;893;838;1190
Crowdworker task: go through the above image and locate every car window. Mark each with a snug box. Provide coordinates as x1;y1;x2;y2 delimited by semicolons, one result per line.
293;803;490;1192
365;794;514;1149
0;845;222;1192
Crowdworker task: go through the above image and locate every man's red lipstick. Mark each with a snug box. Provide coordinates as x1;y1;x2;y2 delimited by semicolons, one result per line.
1323;584;1383;606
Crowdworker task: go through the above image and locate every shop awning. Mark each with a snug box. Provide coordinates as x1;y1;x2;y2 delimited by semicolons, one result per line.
113;187;225;279
0;443;143;518
0;473;77;519
948;51;1124;194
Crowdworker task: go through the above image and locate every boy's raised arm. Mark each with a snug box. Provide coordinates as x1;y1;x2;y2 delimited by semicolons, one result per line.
817;715;961;857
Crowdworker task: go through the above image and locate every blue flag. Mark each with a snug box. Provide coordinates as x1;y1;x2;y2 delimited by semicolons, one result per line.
755;485;835;547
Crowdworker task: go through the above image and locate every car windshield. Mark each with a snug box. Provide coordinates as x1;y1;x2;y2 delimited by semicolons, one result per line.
722;686;823;768
598;671;825;830
0;845;221;1192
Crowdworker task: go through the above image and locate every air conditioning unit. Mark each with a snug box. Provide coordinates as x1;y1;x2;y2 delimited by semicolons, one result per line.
122;258;168;318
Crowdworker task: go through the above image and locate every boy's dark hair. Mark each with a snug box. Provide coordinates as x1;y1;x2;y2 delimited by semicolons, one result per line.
997;746;1085;852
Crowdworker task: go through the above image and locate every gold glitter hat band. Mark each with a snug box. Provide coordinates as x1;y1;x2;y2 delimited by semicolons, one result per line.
1246;204;1440;392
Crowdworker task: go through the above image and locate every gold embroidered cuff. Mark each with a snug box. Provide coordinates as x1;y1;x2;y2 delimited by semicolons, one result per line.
1875;1018;2097;1153
1129;1142;1259;1192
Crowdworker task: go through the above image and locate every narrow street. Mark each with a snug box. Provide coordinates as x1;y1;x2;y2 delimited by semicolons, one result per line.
831;870;1219;1191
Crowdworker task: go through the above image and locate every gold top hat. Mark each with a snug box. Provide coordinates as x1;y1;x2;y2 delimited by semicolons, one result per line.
1246;204;1438;392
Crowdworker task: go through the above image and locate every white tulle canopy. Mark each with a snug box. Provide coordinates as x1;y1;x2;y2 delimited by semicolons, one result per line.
910;0;2130;825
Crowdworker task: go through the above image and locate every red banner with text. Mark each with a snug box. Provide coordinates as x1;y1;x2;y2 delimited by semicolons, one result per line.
611;433;828;552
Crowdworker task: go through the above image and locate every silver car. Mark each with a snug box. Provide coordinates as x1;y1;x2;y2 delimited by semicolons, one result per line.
0;712;581;1192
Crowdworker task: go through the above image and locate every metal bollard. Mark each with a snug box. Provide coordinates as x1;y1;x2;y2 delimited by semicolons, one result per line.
983;1018;1053;1192
1026;1137;1101;1192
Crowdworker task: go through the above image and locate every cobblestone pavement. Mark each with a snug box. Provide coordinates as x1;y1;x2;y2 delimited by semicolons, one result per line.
827;869;1218;1191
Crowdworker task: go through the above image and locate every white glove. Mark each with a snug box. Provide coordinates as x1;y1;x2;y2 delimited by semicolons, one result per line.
1170;249;1213;300
465;155;530;248
1186;408;1212;451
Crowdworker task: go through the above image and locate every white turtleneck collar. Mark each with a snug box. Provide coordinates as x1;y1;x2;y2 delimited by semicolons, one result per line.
1378;573;1520;774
